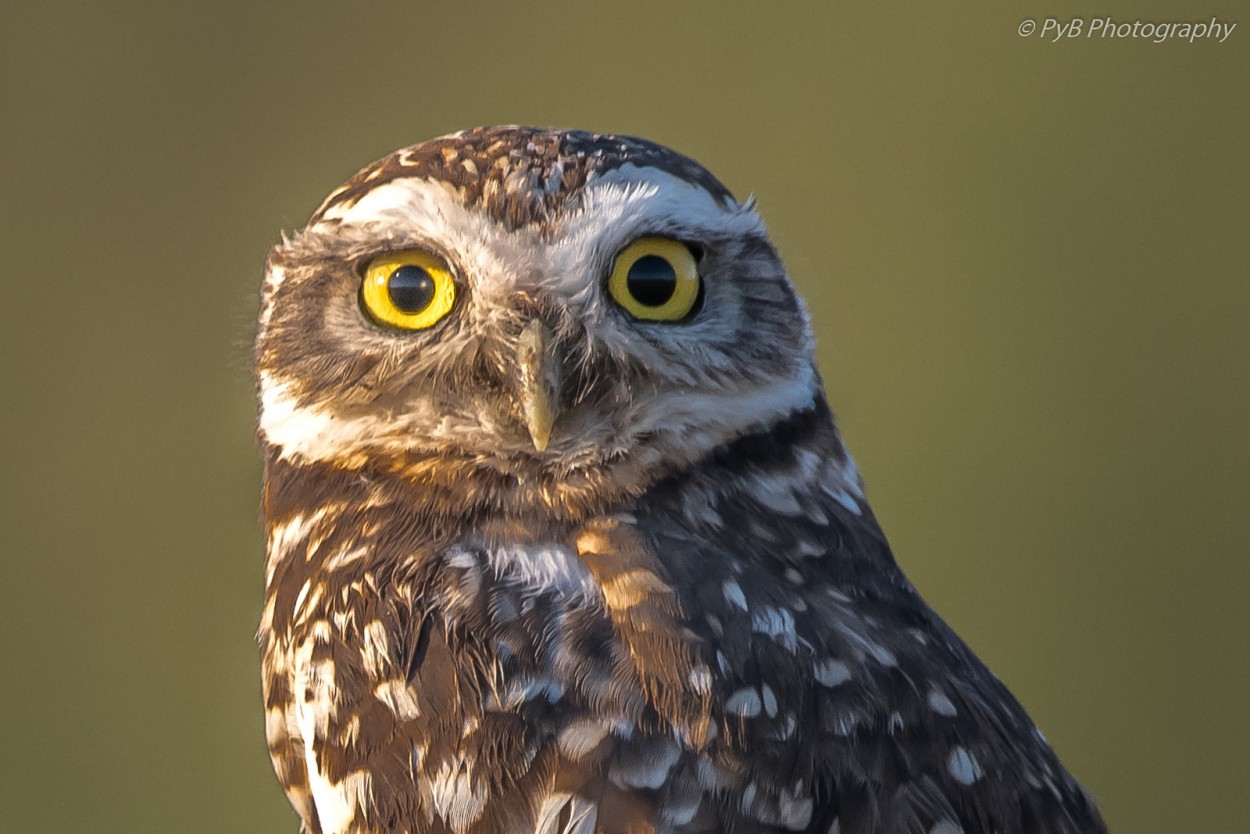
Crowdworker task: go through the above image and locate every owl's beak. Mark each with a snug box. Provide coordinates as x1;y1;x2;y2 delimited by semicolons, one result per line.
516;319;558;452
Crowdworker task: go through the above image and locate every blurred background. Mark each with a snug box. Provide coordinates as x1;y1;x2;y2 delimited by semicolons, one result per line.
1;2;1246;832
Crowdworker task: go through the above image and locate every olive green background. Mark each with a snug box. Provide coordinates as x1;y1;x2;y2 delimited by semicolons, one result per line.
2;2;1245;832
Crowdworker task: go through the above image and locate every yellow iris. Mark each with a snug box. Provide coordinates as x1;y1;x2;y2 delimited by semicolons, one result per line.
607;237;701;322
360;249;457;330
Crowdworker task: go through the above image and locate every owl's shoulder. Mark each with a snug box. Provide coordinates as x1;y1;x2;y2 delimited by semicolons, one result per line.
618;404;1106;833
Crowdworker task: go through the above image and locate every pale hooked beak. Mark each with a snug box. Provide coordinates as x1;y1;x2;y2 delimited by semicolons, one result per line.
516;319;559;452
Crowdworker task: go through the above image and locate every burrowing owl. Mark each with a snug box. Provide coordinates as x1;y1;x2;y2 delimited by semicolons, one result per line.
255;126;1106;834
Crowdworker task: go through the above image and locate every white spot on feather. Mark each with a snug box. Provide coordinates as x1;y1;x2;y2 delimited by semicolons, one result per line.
373;680;421;720
478;543;600;602
794;538;825;558
266;509;330;586
359;620;391;678
752;606;798;652
324;544;366;571
486;676;565;711
947;746;984;785
696;756;735;790
829;488;861;515
688;665;713;694
927;688;958;717
611;737;680;789
722;580;749;611
751;474;804;515
430;759;489;833
536;793;598;834
302;769;372;834
813;658;852;687
761;683;779;718
777;784;814;830
661;787;702;826
726;687;763;717
557;719;611;759
292;580;312;619
258;262;285;330
293;637;361;833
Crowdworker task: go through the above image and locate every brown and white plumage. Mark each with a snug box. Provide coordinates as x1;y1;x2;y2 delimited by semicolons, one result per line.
255;126;1106;834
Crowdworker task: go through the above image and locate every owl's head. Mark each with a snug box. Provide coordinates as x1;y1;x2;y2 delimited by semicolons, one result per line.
256;127;820;517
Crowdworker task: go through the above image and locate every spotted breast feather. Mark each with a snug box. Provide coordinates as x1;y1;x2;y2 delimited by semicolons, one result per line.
259;401;1104;834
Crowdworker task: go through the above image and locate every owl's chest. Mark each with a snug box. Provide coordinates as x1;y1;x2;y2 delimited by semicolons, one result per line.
261;508;869;834
267;527;641;724
433;539;627;706
264;531;679;829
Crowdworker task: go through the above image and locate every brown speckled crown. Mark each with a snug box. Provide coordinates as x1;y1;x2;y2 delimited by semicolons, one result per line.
313;126;736;231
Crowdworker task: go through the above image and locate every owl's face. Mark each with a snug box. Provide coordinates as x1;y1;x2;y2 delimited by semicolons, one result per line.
256;128;819;516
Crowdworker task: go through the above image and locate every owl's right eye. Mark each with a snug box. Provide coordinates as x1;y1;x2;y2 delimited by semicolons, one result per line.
360;249;457;330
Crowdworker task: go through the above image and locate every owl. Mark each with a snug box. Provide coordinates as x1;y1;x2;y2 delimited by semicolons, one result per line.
255;126;1106;834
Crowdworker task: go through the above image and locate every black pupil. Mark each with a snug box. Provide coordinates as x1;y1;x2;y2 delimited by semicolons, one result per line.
626;255;677;306
387;265;436;313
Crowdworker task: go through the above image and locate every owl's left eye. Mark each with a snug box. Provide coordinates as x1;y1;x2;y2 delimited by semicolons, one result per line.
607;237;702;322
360;249;457;330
